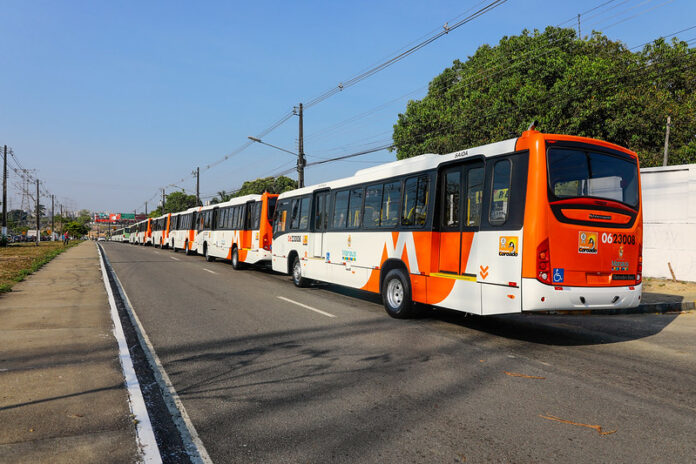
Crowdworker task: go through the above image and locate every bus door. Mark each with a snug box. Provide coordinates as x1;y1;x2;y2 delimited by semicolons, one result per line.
241;201;254;249
312;190;330;258
437;160;485;313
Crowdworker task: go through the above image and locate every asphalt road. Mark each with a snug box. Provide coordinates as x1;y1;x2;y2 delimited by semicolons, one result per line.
102;242;696;463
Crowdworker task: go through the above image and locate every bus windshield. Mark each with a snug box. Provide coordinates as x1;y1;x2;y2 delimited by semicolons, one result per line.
547;147;639;208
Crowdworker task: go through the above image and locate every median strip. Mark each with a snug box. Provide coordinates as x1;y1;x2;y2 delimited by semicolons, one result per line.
277;296;336;318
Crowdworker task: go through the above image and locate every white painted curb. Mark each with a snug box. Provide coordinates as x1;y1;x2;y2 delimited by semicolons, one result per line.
99;243;213;464
96;243;162;463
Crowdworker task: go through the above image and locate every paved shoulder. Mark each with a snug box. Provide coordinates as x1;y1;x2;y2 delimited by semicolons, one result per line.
0;241;139;464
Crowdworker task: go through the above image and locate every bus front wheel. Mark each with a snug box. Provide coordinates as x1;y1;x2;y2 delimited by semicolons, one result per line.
382;269;416;319
292;256;310;288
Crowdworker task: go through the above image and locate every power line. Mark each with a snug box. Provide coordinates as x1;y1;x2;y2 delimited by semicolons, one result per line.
303;0;645;145
303;0;509;109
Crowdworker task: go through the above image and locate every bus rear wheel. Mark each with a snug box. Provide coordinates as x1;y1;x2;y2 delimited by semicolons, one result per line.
292;256;310;287
382;269;416;319
231;247;245;270
185;241;194;255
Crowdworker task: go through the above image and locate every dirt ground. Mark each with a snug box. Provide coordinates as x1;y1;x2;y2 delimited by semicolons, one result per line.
642;276;696;304
0;241;80;291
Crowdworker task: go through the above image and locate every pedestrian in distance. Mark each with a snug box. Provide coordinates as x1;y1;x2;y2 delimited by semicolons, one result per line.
63;231;69;245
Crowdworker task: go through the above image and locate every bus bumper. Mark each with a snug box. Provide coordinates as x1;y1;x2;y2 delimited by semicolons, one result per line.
522;278;642;312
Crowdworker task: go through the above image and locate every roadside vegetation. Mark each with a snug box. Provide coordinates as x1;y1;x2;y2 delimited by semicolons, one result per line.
393;27;696;165
0;241;82;293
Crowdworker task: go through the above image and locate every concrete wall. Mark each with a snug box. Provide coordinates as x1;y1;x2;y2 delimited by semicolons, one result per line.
641;164;696;282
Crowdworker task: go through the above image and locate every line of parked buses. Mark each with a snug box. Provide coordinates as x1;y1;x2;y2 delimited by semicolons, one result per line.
111;129;644;318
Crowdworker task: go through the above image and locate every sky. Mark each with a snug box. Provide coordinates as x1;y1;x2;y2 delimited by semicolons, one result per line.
2;0;694;214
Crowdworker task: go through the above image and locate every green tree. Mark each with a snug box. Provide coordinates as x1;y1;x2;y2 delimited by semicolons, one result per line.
151;191;198;216
232;176;298;198
392;27;696;166
210;190;233;205
65;221;89;238
75;209;91;225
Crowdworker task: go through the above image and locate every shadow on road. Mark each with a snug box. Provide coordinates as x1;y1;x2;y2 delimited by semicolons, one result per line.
298;280;680;347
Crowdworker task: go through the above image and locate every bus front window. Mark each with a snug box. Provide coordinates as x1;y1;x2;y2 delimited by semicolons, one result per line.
547;147;639;208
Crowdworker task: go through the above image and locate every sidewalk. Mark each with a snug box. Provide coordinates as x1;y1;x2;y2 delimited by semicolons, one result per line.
0;241;139;463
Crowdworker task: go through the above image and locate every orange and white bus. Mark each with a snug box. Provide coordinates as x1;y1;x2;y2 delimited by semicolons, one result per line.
168;206;200;254
133;218;153;245
271;128;642;317
191;193;278;268
151;213;171;248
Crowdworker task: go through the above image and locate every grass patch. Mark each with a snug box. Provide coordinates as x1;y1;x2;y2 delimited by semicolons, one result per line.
0;241;83;293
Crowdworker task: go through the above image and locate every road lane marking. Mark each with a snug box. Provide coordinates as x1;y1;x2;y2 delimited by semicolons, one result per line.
170;256;180;261
277;296;336;318
96;244;161;463
202;268;216;274
99;244;212;464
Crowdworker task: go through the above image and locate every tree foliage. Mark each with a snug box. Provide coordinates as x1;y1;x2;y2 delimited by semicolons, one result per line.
150;191;198;216
65;221;89;238
232;176;298;198
392;27;696;166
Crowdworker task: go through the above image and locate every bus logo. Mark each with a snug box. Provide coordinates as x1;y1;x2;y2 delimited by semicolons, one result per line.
498;236;518;256
578;231;598;254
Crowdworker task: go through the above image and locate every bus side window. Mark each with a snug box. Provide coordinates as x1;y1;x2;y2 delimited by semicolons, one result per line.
380;181;401;228
402;175;430;227
298;197;311;230
235;206;243;229
489;160;511;225
289;199;300;230
466;167;485;227
217;208;226;230
332;190;350;229
347;188;363;229
363;184;383;228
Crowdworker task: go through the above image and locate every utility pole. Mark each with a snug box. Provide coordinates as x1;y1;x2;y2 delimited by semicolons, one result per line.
2;145;7;237
35;179;40;246
298;103;306;188
51;194;55;241
161;188;166;213
195;167;200;206
577;13;581;38
145;201;148;216
60;204;63;236
663;115;671;166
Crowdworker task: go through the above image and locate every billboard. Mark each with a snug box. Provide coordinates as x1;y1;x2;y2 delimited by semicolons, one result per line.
93;213;146;223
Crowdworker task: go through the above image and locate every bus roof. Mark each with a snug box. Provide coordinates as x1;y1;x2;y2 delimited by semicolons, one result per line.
279;136;517;199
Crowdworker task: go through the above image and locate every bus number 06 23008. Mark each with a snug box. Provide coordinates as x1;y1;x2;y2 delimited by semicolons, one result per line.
601;233;636;245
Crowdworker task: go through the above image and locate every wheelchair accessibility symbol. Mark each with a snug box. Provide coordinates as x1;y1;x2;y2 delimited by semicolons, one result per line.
552;268;564;283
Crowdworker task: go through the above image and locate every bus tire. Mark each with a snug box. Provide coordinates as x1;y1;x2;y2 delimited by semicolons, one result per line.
382;268;416;319
292;255;310;288
185;241;193;256
204;244;214;262
172;241;178;252
231;247;245;270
